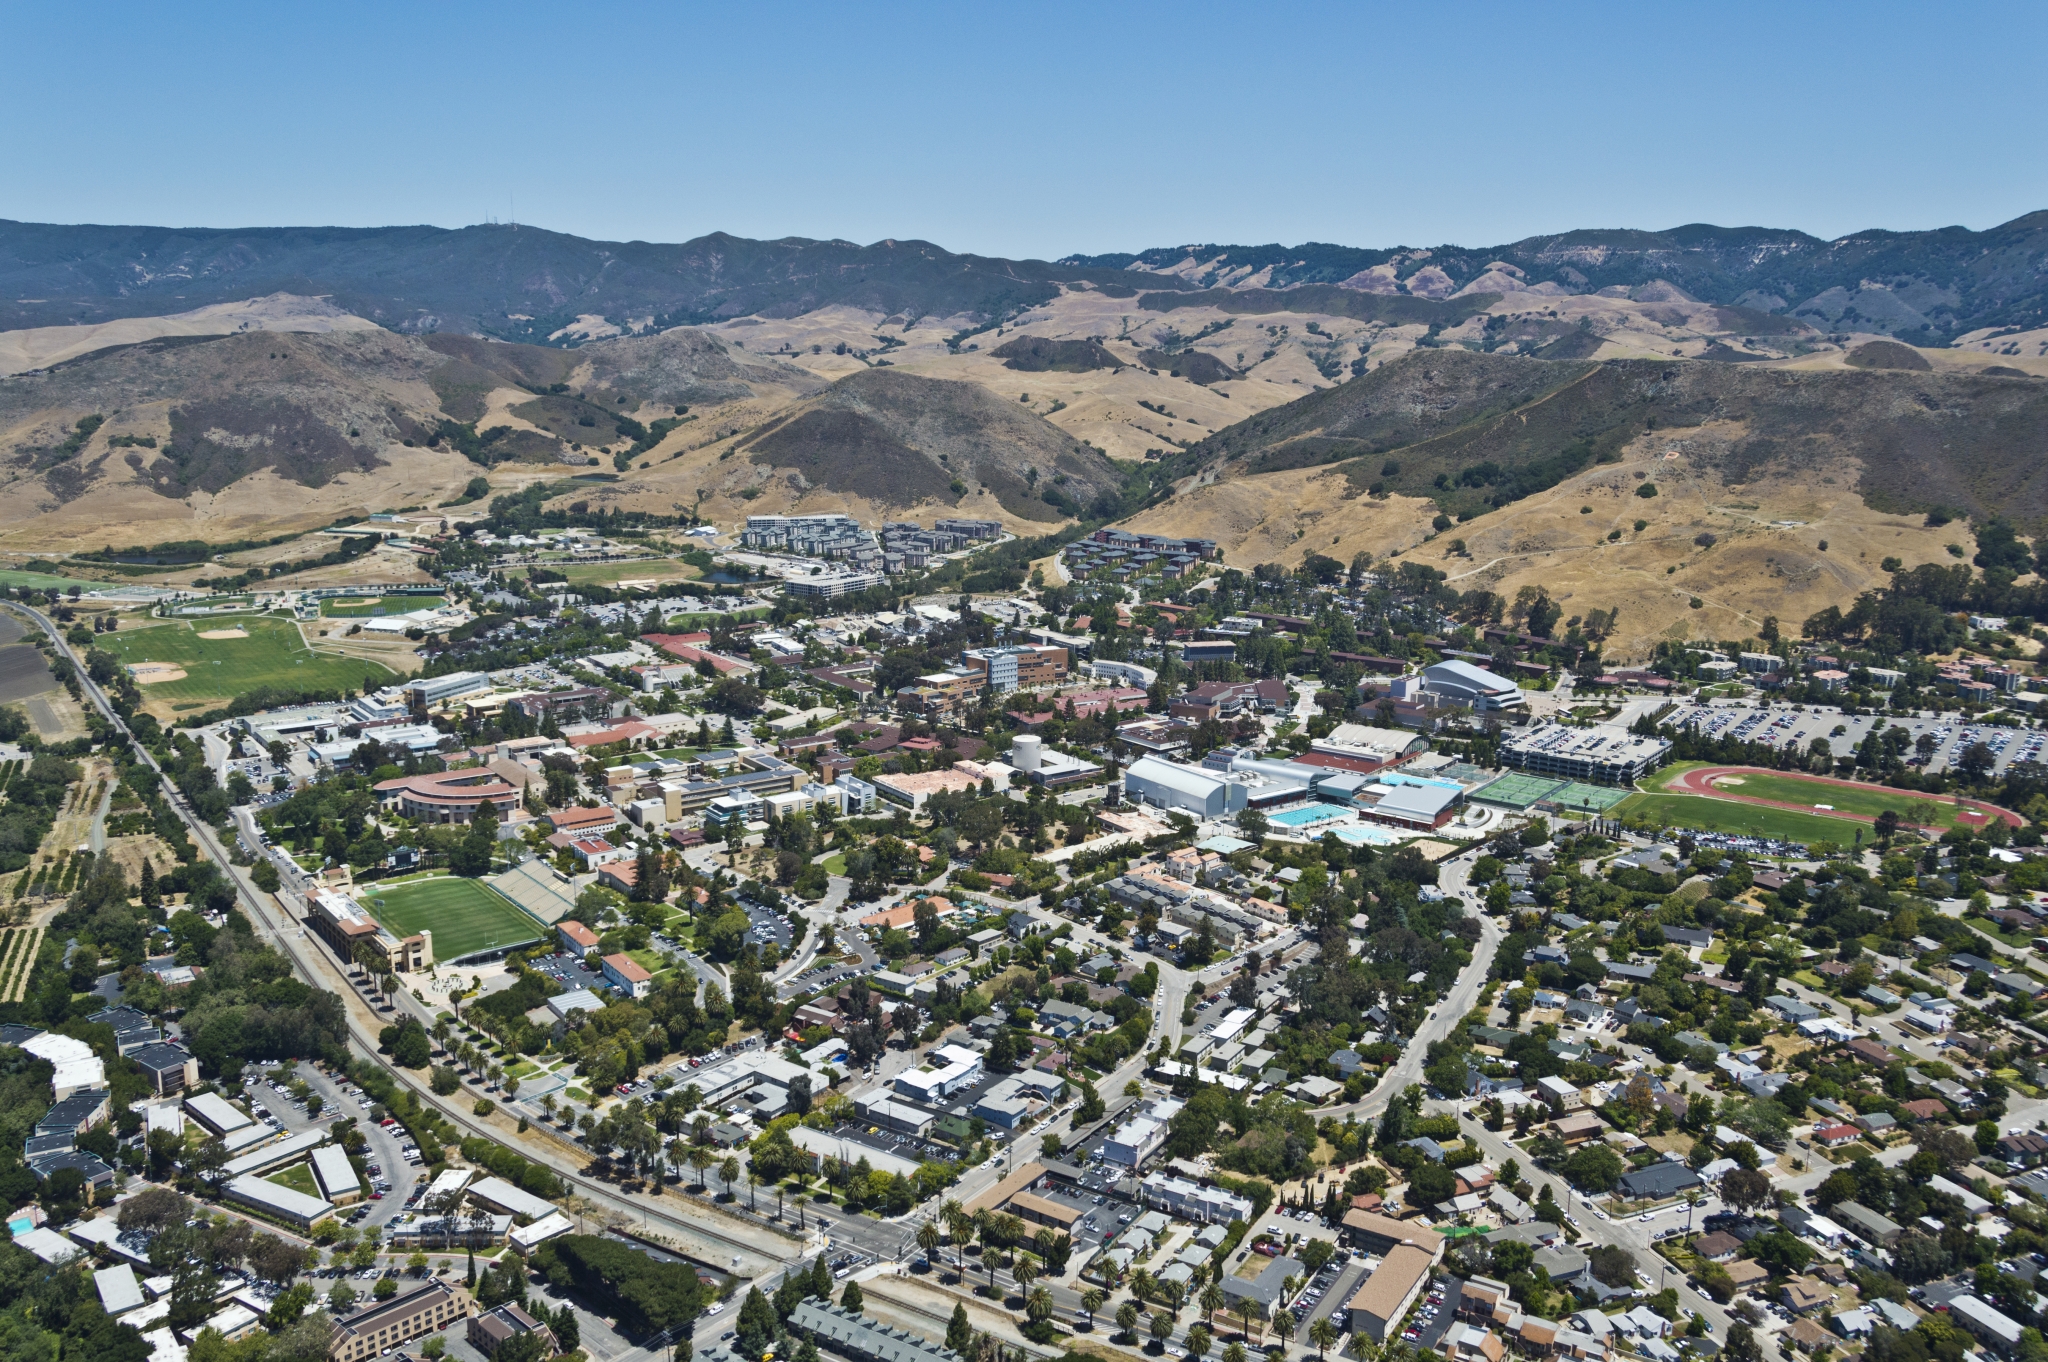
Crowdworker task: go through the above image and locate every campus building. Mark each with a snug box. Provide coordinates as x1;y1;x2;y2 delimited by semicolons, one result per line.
328;1281;470;1361
372;769;521;824
960;644;1068;694
304;890;432;972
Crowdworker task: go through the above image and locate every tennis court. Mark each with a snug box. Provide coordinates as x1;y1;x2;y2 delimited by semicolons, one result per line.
361;877;545;962
1469;773;1567;809
1546;782;1632;813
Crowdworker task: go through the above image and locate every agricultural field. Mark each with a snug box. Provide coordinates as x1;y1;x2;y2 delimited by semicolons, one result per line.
93;615;397;710
1613;792;1869;846
360;876;545;962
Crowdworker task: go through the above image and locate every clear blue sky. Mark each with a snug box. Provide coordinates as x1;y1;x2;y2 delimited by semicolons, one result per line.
4;1;2043;258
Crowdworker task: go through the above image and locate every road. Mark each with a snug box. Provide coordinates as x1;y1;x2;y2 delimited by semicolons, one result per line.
1320;844;1504;1123
11;601;801;1282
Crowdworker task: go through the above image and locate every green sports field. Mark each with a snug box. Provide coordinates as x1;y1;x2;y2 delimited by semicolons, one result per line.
1612;793;1867;845
360;877;545;961
96;615;397;706
1645;762;1979;829
320;594;443;618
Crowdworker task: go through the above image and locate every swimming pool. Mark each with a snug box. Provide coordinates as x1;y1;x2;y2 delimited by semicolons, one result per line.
1266;802;1357;828
1329;823;1405;847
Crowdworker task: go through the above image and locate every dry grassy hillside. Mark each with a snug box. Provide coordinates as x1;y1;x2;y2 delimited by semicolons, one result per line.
1122;343;2048;659
0;323;816;552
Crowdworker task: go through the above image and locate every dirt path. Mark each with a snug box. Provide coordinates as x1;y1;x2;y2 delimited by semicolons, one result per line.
1661;764;2022;829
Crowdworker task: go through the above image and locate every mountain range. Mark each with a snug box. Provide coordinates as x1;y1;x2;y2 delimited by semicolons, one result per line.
7;212;2048;346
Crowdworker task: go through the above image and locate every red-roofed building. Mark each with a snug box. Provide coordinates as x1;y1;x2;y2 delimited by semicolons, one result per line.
546;805;621;836
1815;1124;1862;1148
642;634;752;674
601;953;653;999
563;720;658;749
566;837;629;868
556;921;599;958
1899;1098;1949;1122
373;769;520;824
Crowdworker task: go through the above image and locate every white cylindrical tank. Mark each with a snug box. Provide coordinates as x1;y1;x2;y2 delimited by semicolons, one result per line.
1012;735;1042;772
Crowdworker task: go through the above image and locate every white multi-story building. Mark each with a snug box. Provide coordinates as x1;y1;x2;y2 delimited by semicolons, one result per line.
893;1044;984;1104
1140;1173;1252;1224
1101;1097;1185;1169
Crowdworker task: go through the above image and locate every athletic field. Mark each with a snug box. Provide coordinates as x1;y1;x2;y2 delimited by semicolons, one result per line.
1647;762;2013;831
320;594;444;618
95;615;397;708
361;877;545;962
1612;793;1867;845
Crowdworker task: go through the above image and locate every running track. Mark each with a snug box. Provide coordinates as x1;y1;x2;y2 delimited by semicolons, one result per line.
1658;765;2022;829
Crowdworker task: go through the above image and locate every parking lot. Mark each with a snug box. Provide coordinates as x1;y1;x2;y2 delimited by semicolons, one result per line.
738;898;793;952
530;949;611;995
260;1063;422;1229
1680;702;2045;775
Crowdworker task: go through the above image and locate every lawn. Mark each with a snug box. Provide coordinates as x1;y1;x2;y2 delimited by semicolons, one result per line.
320;594;443;618
1613;792;1869;846
267;1163;319;1197
557;559;702;587
0;569;133;592
95;615;397;706
1645;764;1972;829
360;877;546;962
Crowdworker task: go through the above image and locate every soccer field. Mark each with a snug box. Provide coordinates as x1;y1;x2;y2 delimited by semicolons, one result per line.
361;877;545;962
96;615;397;707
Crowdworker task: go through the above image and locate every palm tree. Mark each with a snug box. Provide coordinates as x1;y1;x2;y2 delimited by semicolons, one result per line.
1188;1325;1213;1359
719;1156;741;1198
1272;1311;1296;1355
917;1220;942;1266
1240;1305;1261;1346
1309;1318;1338;1362
1281;1275;1302;1308
1223;1343;1248;1362
741;1165;756;1211
1012;1252;1040;1301
540;1093;556;1124
1026;1286;1054;1327
1161;1281;1187;1317
1150;1312;1174;1351
688;1146;712;1190
1201;1283;1225;1328
984;1249;1006;1297
794;1193;808;1231
1080;1288;1106;1323
1130;1267;1156;1305
942;1200;969;1276
1116;1302;1141;1342
665;1137;687;1180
